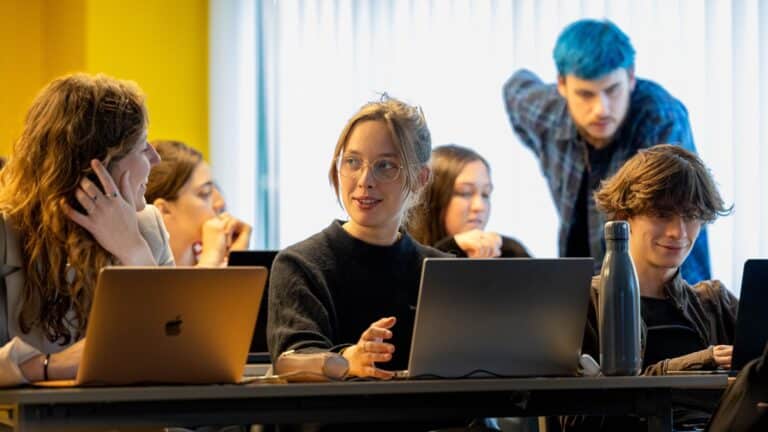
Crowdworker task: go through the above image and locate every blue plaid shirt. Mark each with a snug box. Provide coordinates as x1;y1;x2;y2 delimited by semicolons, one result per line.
503;69;711;283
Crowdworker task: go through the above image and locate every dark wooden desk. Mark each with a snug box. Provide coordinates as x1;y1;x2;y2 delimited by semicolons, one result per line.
0;375;727;431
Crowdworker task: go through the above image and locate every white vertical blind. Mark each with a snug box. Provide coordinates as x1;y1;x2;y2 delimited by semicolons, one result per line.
209;0;257;247
210;0;768;294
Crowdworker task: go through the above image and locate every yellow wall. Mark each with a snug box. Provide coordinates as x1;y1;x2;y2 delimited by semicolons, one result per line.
0;0;209;158
86;0;209;158
42;0;86;79
0;0;43;157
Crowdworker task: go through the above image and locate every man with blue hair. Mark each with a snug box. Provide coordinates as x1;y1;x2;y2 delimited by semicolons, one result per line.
503;18;710;283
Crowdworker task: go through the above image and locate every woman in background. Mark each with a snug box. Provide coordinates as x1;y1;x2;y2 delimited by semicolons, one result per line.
146;140;252;267
0;73;172;386
408;144;530;258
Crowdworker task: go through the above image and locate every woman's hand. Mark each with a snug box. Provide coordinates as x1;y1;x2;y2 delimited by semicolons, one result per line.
197;213;252;267
228;215;253;251
454;229;502;258
342;317;397;379
712;345;733;369
61;159;155;266
20;339;85;382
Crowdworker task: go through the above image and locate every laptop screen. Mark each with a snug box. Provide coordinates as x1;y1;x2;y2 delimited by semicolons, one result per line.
407;258;593;378
732;259;768;371
228;250;279;363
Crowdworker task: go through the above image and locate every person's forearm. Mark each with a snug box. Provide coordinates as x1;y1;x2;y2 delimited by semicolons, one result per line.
19;354;44;382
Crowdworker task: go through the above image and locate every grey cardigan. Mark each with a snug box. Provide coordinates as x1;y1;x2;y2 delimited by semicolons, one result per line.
0;205;174;386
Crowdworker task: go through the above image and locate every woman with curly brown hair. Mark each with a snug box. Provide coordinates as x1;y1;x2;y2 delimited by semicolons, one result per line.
0;73;173;386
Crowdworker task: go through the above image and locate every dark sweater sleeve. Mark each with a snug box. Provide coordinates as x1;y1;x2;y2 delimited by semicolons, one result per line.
433;236;468;257
433;235;531;258
266;251;343;364
501;236;532;258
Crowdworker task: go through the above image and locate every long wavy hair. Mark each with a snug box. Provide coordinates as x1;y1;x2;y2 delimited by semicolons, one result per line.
0;74;148;345
407;145;490;246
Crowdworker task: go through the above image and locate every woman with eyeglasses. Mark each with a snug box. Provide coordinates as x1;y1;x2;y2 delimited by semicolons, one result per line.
267;96;449;383
145;140;252;267
408;144;530;258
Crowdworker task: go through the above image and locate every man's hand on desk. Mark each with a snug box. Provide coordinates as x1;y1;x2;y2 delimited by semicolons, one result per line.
20;339;85;382
342;316;396;380
712;345;733;370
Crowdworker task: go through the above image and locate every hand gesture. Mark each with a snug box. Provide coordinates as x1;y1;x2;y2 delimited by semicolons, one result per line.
454;229;502;258
342;317;397;379
227;213;252;251
197;213;252;267
61;159;155;266
712;345;733;369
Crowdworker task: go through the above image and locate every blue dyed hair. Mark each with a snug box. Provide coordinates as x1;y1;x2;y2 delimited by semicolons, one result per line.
553;19;635;79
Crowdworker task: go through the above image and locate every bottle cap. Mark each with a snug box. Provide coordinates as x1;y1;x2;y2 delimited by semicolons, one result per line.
604;220;630;240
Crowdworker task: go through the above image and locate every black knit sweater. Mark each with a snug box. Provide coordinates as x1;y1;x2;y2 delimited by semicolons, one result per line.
267;220;449;371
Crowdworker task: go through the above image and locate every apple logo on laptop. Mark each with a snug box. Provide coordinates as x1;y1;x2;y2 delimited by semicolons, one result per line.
165;315;183;336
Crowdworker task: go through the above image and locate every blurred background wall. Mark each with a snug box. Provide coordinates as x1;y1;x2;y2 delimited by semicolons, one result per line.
0;0;209;158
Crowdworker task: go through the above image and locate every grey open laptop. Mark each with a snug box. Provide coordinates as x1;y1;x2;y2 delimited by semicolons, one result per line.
402;258;593;379
42;267;267;386
667;259;768;377
731;259;768;373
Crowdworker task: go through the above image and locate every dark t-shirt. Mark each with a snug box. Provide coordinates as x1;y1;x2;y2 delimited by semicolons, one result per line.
641;296;706;369
565;141;614;258
641;296;691;328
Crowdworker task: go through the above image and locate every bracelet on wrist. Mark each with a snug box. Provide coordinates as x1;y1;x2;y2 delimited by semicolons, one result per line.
42;354;50;381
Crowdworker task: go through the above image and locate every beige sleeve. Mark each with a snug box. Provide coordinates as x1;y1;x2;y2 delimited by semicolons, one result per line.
137;205;175;267
0;336;42;387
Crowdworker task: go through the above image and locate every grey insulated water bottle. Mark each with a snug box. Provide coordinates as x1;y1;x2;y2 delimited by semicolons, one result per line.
598;220;641;376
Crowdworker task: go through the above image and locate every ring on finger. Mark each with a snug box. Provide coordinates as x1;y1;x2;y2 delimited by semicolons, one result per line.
90;194;98;202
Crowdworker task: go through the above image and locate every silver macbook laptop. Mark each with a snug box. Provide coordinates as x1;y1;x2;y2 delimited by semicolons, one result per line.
227;250;279;364
41;267;267;387
403;258;593;379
